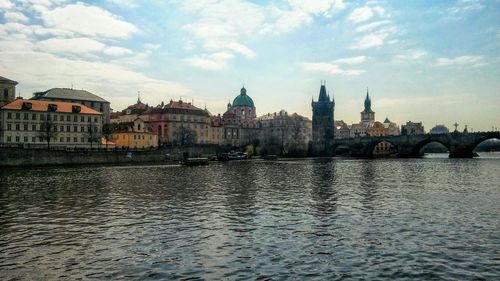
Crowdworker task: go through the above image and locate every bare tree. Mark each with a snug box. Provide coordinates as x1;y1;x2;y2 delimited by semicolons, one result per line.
38;114;59;149
101;123;115;150
85;119;101;149
173;126;197;146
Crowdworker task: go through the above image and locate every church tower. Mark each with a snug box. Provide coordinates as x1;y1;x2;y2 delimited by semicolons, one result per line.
311;82;335;156
361;89;375;127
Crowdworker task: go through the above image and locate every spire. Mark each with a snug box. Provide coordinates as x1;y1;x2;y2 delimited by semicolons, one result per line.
318;83;328;102
137;91;141;104
240;85;247;95
364;87;372;112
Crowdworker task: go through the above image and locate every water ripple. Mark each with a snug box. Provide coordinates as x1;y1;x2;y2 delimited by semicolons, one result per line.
1;156;499;280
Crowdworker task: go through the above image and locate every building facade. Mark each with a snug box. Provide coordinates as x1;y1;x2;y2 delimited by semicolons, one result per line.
32;88;111;123
311;83;335;155
401;121;425;135
110;117;158;149
0;99;102;148
258;110;312;154
0;76;17;107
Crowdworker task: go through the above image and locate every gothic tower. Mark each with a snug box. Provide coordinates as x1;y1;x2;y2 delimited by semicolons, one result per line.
361;88;375;127
311;82;335;155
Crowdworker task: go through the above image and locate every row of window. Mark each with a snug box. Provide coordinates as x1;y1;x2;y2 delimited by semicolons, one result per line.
4;123;99;133
171;123;209;129
5;112;99;123
4;135;97;143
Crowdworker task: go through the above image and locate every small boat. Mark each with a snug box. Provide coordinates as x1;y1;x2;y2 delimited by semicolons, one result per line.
180;157;209;166
218;152;247;161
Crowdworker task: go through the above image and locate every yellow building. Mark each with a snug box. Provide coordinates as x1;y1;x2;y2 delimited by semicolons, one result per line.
110;117;158;149
367;121;396;156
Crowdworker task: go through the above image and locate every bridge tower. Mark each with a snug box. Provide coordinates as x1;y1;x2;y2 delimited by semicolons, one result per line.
311;81;335;156
361;88;375;127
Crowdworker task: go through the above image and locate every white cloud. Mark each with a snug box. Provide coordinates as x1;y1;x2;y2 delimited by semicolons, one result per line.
186;52;235;71
302;62;364;76
351;33;387;49
179;0;346;70
448;0;484;14
103;46;133;56
107;0;137;9
0;50;190;110
0;0;13;9
333;56;367;64
348;6;374;24
4;11;29;23
37;37;106;54
40;3;138;39
435;55;486;67
355;20;390;32
393;49;427;63
288;0;346;15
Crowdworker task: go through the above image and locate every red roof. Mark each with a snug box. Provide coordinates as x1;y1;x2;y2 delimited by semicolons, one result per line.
1;99;101;115
165;100;201;110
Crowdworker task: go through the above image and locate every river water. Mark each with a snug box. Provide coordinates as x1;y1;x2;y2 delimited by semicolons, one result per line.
1;154;499;280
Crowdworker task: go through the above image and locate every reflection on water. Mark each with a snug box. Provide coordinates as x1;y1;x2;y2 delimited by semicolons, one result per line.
1;155;500;280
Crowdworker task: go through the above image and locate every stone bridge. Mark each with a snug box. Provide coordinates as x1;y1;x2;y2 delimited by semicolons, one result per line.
333;132;500;158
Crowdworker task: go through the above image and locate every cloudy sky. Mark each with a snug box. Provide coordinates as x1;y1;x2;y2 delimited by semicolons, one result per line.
0;0;499;131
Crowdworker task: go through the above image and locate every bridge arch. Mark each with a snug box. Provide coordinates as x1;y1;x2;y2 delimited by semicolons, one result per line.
413;138;451;157
366;139;398;157
471;133;500;153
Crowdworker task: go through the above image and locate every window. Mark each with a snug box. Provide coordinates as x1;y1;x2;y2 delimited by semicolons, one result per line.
7;112;12;119
15;136;20;142
15;124;19;131
74;126;77;132
3;89;7;98
66;116;70;122
32;124;36;131
60;126;64;132
15;113;20;119
67;125;70;132
94;117;98;123
81;126;85;132
80;116;84;122
60;137;64;142
23;124;28;131
66;137;70;142
7;124;11;130
81;137;85;142
24;136;28;142
24;113;28;120
60;115;64;121
32;137;36;142
74;116;78;122
32;114;37;120
7;136;11;142
74;137;77;143
88;116;91;122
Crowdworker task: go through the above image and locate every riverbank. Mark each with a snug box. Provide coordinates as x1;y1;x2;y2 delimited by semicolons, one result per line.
0;145;221;167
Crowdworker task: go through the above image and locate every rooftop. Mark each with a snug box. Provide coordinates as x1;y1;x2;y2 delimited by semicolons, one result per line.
32;88;109;103
0;75;18;85
1;99;101;115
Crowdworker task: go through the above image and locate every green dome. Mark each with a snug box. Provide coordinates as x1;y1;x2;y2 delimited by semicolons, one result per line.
232;87;254;107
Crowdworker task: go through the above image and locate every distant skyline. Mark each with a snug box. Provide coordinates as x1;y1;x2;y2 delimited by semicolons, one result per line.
0;0;499;131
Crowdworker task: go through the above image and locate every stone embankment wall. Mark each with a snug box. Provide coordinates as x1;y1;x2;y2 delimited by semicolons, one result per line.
0;145;223;167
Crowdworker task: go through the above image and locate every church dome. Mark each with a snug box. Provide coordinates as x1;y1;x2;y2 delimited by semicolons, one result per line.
232;87;254;107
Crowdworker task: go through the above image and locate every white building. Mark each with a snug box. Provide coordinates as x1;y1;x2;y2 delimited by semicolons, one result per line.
0;99;102;148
